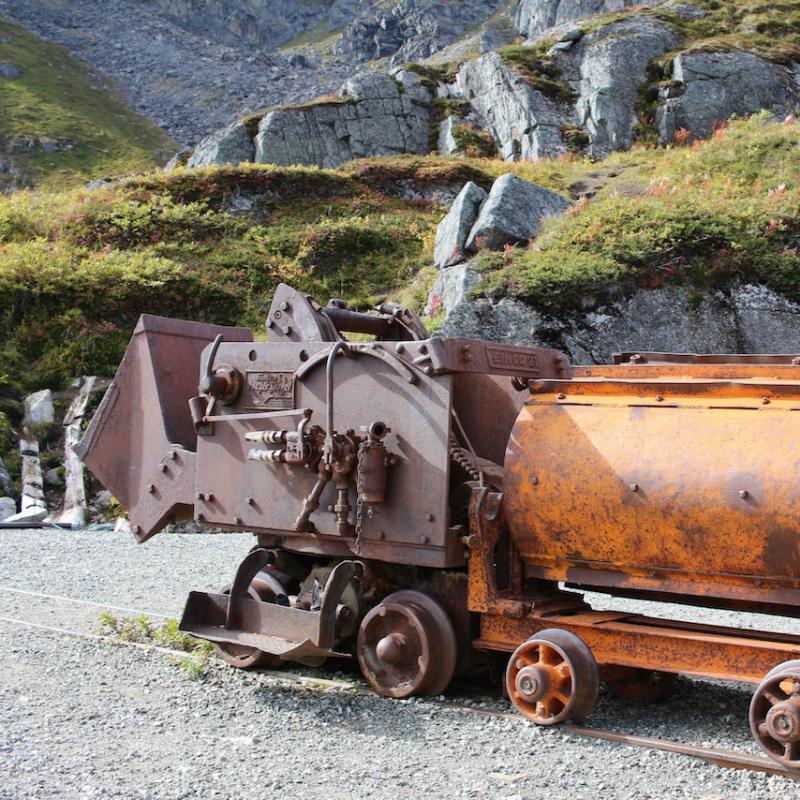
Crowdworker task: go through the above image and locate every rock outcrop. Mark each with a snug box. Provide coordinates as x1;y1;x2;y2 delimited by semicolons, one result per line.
334;0;507;64
433;275;800;364
186;120;254;167
456;52;569;161
656;51;800;143
555;17;677;158
465;174;571;250
434;181;487;268
513;0;659;41
252;71;431;169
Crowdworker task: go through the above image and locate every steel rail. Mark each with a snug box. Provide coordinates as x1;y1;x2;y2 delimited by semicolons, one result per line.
0;585;171;619
1;591;798;781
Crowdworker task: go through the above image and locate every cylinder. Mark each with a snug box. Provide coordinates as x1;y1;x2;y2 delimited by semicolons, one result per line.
503;375;800;611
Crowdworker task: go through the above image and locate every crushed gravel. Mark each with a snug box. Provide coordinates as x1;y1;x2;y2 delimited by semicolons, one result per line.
1;528;799;799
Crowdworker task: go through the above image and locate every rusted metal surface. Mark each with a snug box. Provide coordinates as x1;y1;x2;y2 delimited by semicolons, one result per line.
75;282;800;772
357;589;457;698
75;314;252;541
504;372;800;610
506;628;599;724
613;351;800;365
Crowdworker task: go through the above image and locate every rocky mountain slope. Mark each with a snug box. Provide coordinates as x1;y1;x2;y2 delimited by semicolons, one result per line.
180;1;800;172
0;0;511;145
0;17;175;191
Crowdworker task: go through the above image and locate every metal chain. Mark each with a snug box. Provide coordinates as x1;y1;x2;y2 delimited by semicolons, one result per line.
354;437;370;555
449;434;481;482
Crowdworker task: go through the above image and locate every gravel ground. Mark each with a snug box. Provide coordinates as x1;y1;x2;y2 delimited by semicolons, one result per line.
1;528;799;799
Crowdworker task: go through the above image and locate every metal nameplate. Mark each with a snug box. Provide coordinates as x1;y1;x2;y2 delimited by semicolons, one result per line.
485;345;540;374
244;371;296;410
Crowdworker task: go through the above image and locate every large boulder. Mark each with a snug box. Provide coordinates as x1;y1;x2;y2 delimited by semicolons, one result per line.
0;62;21;79
434;181;487;268
186;120;254;168
456;52;569;161
465;174;570;251
254;71;431;168
23;389;54;427
555;17;677;158
513;0;659;41
656;51;800;143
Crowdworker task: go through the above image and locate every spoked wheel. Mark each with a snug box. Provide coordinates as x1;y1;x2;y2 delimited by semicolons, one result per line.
607;668;675;703
357;589;457;698
214;569;287;670
506;629;599;725
750;659;800;769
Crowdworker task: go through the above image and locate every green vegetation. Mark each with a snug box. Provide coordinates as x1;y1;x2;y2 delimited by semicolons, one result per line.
98;612;215;680
483;115;800;310
497;44;575;104
451;122;497;158
3;109;800;399
0;156;521;391
0;17;175;191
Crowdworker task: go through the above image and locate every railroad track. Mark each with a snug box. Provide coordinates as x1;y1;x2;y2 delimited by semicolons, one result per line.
1;585;797;782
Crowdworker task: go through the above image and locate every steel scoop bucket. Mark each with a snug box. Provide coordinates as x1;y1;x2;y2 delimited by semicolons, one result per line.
74;314;251;541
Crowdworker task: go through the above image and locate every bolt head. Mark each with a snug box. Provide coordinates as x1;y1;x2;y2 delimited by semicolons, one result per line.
739;489;749;499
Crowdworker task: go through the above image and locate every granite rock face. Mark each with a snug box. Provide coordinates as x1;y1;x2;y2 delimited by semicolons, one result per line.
334;0;507;64
556;17;677;158
656;51;800;143
465;173;571;251
186;120;254;167
434;280;800;364
253;71;431;168
456;52;569;161
427;261;483;316
434;181;487;268
513;0;659;41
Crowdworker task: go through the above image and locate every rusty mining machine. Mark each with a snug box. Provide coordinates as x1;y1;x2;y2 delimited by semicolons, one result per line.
77;282;800;771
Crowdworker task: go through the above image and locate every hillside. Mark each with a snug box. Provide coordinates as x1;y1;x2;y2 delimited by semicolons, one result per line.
0;17;175;191
2;113;799;392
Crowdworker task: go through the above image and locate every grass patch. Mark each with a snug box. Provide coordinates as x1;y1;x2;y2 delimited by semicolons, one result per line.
98;612;215;680
497;45;575;105
484;115;800;311
0;16;175;191
451;122;497;158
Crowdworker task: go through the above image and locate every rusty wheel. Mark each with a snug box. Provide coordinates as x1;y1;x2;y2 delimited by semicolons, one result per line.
607;668;675;703
750;659;800;768
214;570;287;670
357;590;457;699
506;629;599;725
